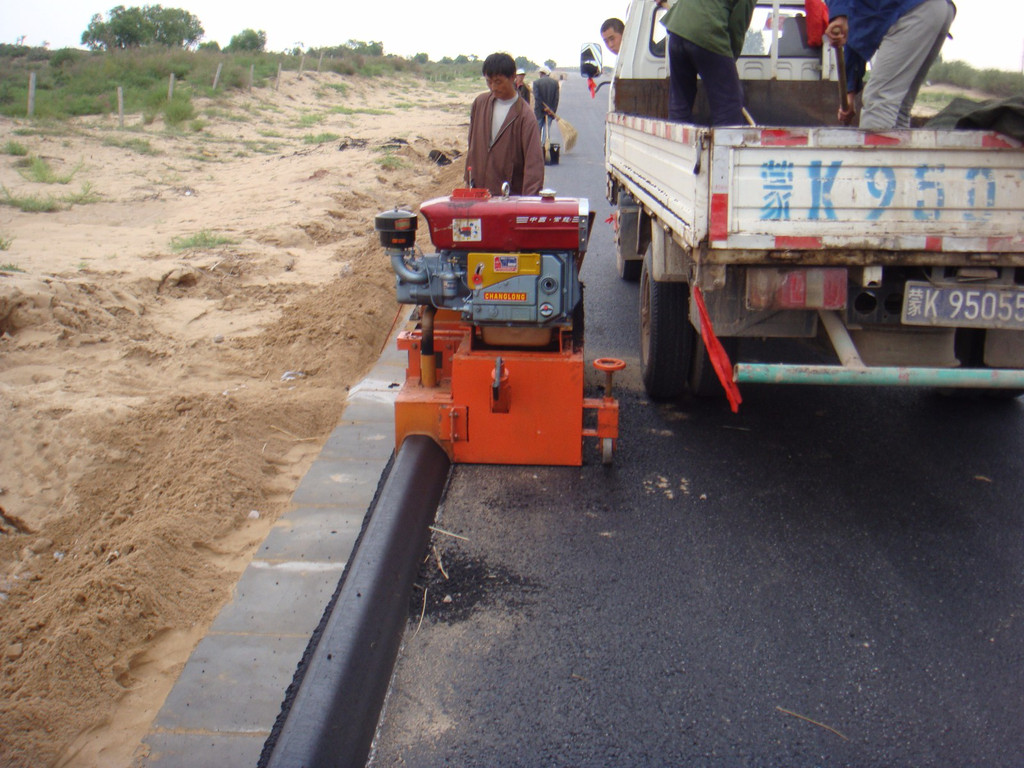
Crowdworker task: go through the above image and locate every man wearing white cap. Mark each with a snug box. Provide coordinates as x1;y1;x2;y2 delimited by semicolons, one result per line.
515;68;531;105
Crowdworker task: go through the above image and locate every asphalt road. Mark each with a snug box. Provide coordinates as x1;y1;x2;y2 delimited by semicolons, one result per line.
368;76;1024;767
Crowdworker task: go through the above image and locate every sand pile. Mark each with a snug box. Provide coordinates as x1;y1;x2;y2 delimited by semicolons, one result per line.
0;69;471;767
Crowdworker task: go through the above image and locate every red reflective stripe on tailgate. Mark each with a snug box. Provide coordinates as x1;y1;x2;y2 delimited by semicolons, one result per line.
760;130;808;146
982;134;1018;149
774;236;822;249
710;193;729;241
863;133;902;146
987;236;1024;251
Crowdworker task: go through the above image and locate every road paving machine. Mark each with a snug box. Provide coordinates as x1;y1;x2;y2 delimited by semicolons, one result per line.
376;187;624;465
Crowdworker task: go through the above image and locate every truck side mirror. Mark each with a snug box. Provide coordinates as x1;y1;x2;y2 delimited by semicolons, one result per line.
580;43;602;78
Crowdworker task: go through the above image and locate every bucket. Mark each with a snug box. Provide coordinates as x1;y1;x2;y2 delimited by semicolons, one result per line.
546;143;560;166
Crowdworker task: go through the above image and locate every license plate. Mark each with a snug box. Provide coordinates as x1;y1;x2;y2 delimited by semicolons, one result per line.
902;281;1024;330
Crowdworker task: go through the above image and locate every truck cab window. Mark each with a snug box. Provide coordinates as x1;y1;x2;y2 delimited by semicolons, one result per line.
649;6;667;58
743;10;818;58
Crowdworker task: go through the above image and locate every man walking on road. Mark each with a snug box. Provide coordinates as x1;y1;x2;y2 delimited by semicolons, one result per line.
532;67;560;145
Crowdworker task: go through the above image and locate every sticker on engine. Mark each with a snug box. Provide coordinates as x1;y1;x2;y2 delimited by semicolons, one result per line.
483;291;528;302
493;255;519;273
453;218;483;242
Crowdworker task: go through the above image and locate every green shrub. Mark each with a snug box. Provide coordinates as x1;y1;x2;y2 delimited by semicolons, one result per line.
170;230;236;251
2;140;28;156
376;151;405;170
102;136;160;155
303;132;340;144
16;156;82;184
164;96;196;126
0;185;62;212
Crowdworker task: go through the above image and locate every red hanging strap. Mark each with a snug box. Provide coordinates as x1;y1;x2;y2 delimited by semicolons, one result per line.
693;285;742;413
804;0;829;46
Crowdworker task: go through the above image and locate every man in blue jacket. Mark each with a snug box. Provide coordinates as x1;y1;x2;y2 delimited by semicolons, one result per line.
826;0;956;130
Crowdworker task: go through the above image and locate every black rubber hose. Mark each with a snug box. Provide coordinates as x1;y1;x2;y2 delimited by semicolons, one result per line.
264;435;450;768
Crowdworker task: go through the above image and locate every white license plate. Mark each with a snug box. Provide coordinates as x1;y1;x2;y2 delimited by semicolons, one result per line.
902;281;1024;330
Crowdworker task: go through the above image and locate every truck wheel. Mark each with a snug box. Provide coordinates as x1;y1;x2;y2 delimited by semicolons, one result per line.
689;334;739;398
616;241;642;282
639;253;694;400
951;329;1024;400
615;195;642;282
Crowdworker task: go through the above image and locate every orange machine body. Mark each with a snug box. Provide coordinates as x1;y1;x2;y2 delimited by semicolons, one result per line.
395;313;619;466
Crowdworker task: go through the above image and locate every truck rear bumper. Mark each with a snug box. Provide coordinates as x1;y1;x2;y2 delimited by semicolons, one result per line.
734;363;1024;389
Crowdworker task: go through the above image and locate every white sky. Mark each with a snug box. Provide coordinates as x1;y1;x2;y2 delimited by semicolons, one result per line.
3;0;1023;73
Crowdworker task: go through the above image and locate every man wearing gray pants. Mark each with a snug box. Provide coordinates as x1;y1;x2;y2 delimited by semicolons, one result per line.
826;0;956;130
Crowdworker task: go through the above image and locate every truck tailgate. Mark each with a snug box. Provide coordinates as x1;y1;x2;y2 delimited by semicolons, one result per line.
712;126;1024;256
608;113;1024;260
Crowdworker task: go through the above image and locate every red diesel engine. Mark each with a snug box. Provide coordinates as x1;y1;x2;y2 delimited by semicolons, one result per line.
377;189;592;341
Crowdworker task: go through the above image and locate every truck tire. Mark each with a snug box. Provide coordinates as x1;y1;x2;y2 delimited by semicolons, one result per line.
640;252;695;400
950;329;1024;400
689;334;739;398
615;195;642;282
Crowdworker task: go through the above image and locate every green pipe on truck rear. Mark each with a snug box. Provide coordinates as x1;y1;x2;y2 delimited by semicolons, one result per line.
734;364;1024;390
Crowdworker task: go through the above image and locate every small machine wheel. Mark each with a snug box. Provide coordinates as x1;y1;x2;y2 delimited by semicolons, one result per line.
594;357;627;373
601;437;614;465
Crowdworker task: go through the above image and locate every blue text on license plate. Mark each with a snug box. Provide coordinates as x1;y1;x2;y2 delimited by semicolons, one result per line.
902;281;1024;330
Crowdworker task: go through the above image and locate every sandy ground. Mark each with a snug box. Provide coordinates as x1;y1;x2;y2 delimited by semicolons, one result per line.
0;70;471;768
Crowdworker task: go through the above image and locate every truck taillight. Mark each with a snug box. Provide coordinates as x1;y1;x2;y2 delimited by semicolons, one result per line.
746;267;847;311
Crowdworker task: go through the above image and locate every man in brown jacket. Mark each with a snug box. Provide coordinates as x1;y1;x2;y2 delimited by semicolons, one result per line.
464;53;545;196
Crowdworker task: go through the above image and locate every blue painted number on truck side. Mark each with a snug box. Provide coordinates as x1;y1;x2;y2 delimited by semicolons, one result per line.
865;166;895;220
759;161;1000;222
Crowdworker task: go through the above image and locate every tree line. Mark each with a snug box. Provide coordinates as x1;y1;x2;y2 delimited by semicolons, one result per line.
80;4;273;53
74;4;548;66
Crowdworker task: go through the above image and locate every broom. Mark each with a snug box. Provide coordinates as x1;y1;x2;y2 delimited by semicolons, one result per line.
555;114;578;152
544;108;578;153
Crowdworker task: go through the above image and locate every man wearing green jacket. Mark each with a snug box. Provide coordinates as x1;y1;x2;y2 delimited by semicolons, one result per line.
662;0;756;125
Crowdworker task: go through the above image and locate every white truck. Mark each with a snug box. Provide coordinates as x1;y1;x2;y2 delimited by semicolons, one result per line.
595;0;1024;404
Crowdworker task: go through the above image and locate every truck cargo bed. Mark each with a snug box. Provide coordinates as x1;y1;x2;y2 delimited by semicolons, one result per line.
607;113;1024;268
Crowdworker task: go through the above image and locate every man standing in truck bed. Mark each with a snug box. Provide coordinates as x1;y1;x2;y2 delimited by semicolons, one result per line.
661;0;756;126
826;0;956;130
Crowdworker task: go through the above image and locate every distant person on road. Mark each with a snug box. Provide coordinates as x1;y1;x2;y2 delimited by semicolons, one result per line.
532;66;560;145
465;52;545;196
601;17;625;55
826;0;956;130
515;68;531;105
661;0;756;126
